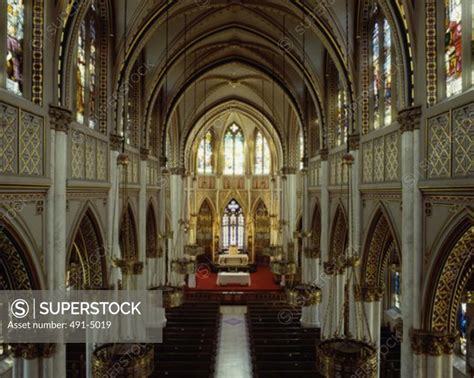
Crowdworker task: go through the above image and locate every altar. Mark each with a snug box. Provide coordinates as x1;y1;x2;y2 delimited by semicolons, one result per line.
217;245;248;266
217;272;251;286
218;254;248;266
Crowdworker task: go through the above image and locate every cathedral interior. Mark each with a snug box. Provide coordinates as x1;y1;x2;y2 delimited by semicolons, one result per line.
0;0;472;377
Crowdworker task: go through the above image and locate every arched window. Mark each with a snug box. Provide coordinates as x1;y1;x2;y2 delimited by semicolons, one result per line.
388;244;401;311
335;83;347;146
445;0;463;97
391;269;401;310
222;199;245;249
457;300;467;356
370;6;395;129
254;130;270;175
223;123;244;175
299;131;304;169
75;4;98;129
197;131;213;174
6;0;25;95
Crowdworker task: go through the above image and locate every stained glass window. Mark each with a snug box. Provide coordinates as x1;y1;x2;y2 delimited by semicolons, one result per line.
458;301;467;356
391;270;401;310
335;85;347;146
223;123;244;175
222;199;245;249
76;4;99;129
445;0;463;97
76;21;86;124
371;20;381;129
383;18;392;125
255;131;270;175
197;131;213;174
6;0;25;95
299;132;304;169
370;7;394;129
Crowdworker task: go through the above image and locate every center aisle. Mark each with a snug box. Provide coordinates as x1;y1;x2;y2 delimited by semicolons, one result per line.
216;306;252;378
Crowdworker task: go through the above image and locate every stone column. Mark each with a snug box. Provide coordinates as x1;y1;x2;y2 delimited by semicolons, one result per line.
318;149;331;338
362;286;383;375
281;167;298;262
158;159;169;285
48;105;72;378
10;344;24;378
169;167;186;286
22;344;39;378
398;106;422;378
108;134;123;290
300;159;312;326
410;330;457;378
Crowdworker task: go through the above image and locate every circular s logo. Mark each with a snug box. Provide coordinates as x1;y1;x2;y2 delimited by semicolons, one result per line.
10;299;29;318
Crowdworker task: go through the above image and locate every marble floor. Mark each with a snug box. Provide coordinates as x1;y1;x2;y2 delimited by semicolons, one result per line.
215;306;252;378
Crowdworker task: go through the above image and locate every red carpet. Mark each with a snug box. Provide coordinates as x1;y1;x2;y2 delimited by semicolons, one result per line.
190;265;282;291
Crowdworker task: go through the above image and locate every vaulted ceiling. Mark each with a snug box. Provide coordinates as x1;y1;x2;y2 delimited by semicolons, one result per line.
112;0;358;164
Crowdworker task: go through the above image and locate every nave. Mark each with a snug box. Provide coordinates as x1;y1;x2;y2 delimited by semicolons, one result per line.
0;0;473;377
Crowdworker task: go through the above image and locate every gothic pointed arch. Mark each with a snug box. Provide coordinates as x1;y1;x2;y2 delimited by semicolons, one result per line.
423;216;473;335
0;222;41;290
146;203;159;258
58;0;112;133
221;198;245;249
254;198;270;263
328;204;348;263
361;205;401;301
67;208;107;289
310;201;322;256
196;198;214;262
357;0;414;134
119;204;139;260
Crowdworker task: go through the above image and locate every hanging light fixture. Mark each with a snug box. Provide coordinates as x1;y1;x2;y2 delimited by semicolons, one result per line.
316;1;377;375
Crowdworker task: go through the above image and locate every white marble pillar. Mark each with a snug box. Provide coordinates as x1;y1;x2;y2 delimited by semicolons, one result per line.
12;357;23;378
158;169;168;285
442;354;453;378
23;358;38;378
399;107;422;378
48;105;72;378
169;170;185;286
427;356;443;378
319;156;331;338
282;168;298;261
300;162;312;325
108;140;121;280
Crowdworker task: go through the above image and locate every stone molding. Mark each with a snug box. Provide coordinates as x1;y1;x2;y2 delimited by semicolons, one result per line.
397;106;422;133
48;105;72;133
410;329;458;356
110;133;124;151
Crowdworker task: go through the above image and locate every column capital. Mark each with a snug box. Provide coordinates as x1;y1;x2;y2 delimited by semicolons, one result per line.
9;343;55;359
397;106;422;133
159;156;168;167
169;166;186;176
348;132;360;151
112;259;144;275
140;147;150;161
281;166;297;175
48;105;72;133
361;285;384;302
409;329;458;356
110;133;124;151
319;148;329;161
